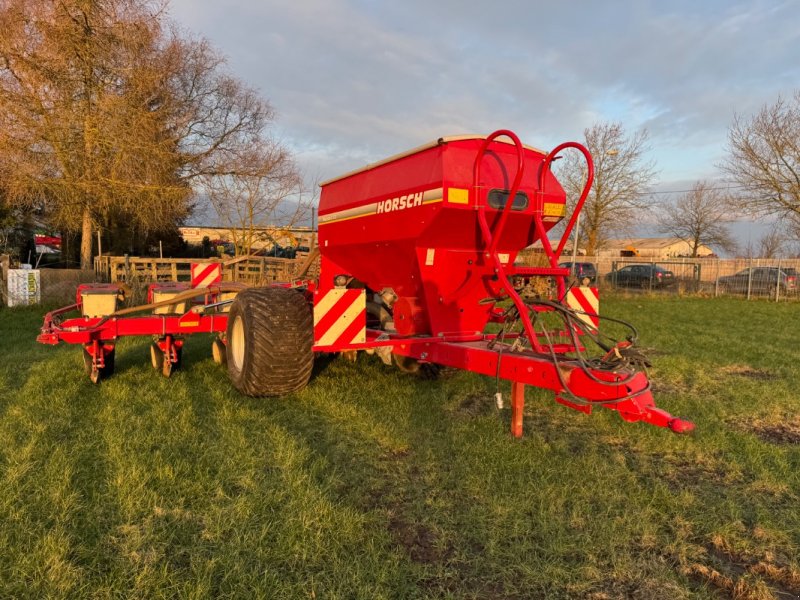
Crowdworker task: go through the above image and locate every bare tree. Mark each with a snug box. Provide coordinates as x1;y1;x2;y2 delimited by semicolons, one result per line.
757;224;786;258
204;144;310;256
722;92;800;235
0;1;286;269
656;181;736;257
557;122;657;256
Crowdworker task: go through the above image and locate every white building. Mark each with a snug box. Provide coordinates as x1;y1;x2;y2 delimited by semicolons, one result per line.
597;238;715;258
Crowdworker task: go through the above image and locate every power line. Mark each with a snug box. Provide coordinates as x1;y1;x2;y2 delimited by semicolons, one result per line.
646;184;750;196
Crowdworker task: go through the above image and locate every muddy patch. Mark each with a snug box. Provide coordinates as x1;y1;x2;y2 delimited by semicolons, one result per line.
388;514;445;564
718;365;779;381
682;537;800;600
452;393;495;418
732;417;800;445
659;454;744;490
748;421;800;445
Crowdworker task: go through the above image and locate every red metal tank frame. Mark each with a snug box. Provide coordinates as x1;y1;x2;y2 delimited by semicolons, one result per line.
314;130;694;436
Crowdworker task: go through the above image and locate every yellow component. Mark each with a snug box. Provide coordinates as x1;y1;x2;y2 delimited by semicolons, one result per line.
152;290;189;315
543;202;566;217
218;291;238;313
81;292;119;318
447;187;469;204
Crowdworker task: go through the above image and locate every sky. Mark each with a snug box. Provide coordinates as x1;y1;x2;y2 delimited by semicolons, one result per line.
169;0;800;246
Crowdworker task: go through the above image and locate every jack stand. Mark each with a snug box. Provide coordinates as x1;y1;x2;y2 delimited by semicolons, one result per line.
511;381;525;438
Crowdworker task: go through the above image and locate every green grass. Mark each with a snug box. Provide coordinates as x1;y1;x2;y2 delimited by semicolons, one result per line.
0;296;799;599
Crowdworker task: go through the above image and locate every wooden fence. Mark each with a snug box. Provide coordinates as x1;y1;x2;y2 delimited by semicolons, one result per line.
94;252;320;285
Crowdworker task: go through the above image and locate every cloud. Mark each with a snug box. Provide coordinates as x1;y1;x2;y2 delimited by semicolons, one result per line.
167;0;800;187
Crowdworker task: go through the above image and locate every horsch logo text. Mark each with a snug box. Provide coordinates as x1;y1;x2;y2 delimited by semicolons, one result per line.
376;192;423;214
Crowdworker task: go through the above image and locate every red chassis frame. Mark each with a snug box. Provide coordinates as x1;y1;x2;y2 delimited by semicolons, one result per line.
38;300;228;372
38;283;693;436
314;329;693;435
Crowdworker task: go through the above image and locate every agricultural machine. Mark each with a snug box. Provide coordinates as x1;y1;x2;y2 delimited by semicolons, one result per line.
38;130;693;436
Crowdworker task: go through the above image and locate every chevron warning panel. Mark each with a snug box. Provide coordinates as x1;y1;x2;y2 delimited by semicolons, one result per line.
313;288;366;347
191;263;222;288
565;286;599;328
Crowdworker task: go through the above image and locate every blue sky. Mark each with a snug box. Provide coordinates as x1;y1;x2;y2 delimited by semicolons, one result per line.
170;0;800;246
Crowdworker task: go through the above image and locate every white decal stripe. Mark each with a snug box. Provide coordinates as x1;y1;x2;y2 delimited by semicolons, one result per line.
318;203;378;224
191;263;222;288
422;188;443;202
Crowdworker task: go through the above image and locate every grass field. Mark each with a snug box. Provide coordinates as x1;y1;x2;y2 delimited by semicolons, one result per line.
0;296;799;599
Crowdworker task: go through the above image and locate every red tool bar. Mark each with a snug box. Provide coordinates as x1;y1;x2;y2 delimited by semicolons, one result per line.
390;338;693;433
37;313;228;345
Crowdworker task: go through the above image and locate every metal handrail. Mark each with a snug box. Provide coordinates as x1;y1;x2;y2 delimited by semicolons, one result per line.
472;130;546;352
471;133;595;353
472;129;526;253
533;142;594;299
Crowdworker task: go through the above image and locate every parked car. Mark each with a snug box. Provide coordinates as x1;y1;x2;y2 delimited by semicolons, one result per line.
606;264;676;289
558;261;597;284
717;267;797;295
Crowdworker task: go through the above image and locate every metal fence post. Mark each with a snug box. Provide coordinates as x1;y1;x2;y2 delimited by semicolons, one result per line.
747;258;753;300
715;259;719;298
776;258;781;302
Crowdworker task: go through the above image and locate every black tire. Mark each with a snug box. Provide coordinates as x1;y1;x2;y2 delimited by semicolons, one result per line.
226;287;313;396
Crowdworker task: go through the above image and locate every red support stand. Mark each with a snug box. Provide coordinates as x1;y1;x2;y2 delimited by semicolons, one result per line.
511;381;525;438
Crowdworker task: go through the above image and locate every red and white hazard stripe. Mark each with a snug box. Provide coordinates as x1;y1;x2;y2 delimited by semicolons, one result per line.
191;263;222;288
313;289;366;347
565;287;599;328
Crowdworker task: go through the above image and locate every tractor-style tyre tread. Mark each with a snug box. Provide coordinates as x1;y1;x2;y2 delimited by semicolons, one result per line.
226;287;313;397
